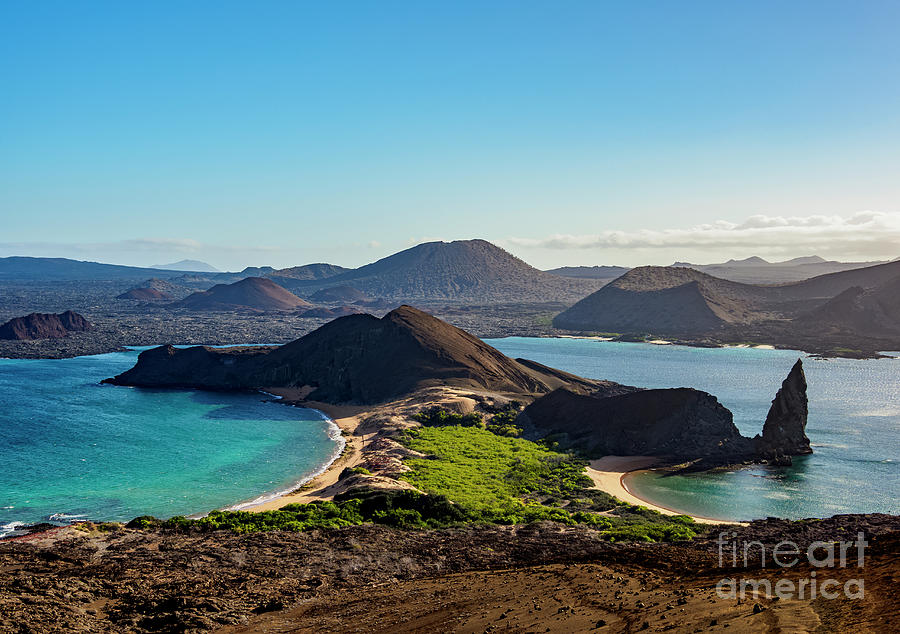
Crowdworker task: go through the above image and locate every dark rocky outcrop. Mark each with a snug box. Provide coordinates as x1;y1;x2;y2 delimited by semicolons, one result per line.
754;359;811;458
0;311;93;340
520;359;810;464
519;387;752;459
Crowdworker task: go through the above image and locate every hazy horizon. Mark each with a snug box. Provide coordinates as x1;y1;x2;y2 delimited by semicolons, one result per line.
0;236;895;275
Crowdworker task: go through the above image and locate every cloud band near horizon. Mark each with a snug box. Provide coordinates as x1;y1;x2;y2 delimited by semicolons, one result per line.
503;211;900;259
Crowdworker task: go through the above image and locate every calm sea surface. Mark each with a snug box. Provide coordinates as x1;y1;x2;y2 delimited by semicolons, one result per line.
0;349;341;536
486;337;900;521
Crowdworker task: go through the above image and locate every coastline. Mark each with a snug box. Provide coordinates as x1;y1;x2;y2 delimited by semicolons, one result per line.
240;390;369;512
221;407;347;513
586;456;744;526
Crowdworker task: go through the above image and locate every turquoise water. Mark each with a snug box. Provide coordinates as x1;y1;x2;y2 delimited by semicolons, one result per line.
0;349;341;535
486;337;900;521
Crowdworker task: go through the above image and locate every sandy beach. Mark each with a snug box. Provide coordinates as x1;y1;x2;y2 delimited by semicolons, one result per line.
586;456;743;525
243;386;480;512
243;391;369;512
241;391;743;525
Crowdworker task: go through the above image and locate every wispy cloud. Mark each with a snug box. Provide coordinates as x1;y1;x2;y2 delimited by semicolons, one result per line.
503;211;900;259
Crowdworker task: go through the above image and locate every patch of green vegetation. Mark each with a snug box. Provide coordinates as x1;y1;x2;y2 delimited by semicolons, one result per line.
398;426;586;509
485;422;523;437
413;407;483;428
397;425;698;541
349;466;372;475
414;405;524;438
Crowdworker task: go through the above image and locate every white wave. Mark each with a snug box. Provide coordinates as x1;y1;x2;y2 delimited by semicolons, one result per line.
0;521;26;538
47;513;88;522
222;409;346;513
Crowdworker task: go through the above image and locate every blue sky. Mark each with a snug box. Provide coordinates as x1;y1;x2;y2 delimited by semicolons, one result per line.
2;1;899;270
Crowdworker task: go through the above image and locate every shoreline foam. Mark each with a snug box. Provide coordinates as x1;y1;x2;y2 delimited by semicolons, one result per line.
221;403;347;512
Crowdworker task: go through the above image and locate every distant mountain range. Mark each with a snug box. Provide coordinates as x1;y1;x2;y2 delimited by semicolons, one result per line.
150;260;220;273
0;257;195;281
3;246;896;308
545;265;631;280
670;255;888;284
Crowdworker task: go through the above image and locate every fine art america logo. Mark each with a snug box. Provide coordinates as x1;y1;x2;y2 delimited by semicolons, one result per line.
716;531;866;600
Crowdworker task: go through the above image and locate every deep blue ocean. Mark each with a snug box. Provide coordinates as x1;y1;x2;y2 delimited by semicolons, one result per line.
487;337;900;521
0;349;342;536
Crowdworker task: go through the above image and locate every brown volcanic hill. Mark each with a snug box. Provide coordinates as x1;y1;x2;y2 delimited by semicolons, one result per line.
297;240;604;303
117;287;172;300
0;311;93;340
553;266;776;334
170;277;312;312
107;306;559;402
796;275;900;337
308;285;370;303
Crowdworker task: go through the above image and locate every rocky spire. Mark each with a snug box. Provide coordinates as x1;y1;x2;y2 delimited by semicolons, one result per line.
757;359;811;459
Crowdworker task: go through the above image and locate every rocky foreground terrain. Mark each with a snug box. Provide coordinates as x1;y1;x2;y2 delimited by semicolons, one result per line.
1;514;898;633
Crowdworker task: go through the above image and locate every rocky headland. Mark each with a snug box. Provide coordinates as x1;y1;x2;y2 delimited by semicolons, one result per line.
518;359;810;467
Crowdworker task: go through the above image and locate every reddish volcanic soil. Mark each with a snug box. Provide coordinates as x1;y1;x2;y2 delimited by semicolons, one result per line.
1;517;897;633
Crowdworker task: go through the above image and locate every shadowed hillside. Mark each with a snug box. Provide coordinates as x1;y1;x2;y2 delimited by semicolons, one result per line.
554;267;777;333
797;275;900;337
553;261;900;355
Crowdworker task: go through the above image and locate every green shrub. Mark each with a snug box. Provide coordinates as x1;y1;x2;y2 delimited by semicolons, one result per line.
413;407;483;428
